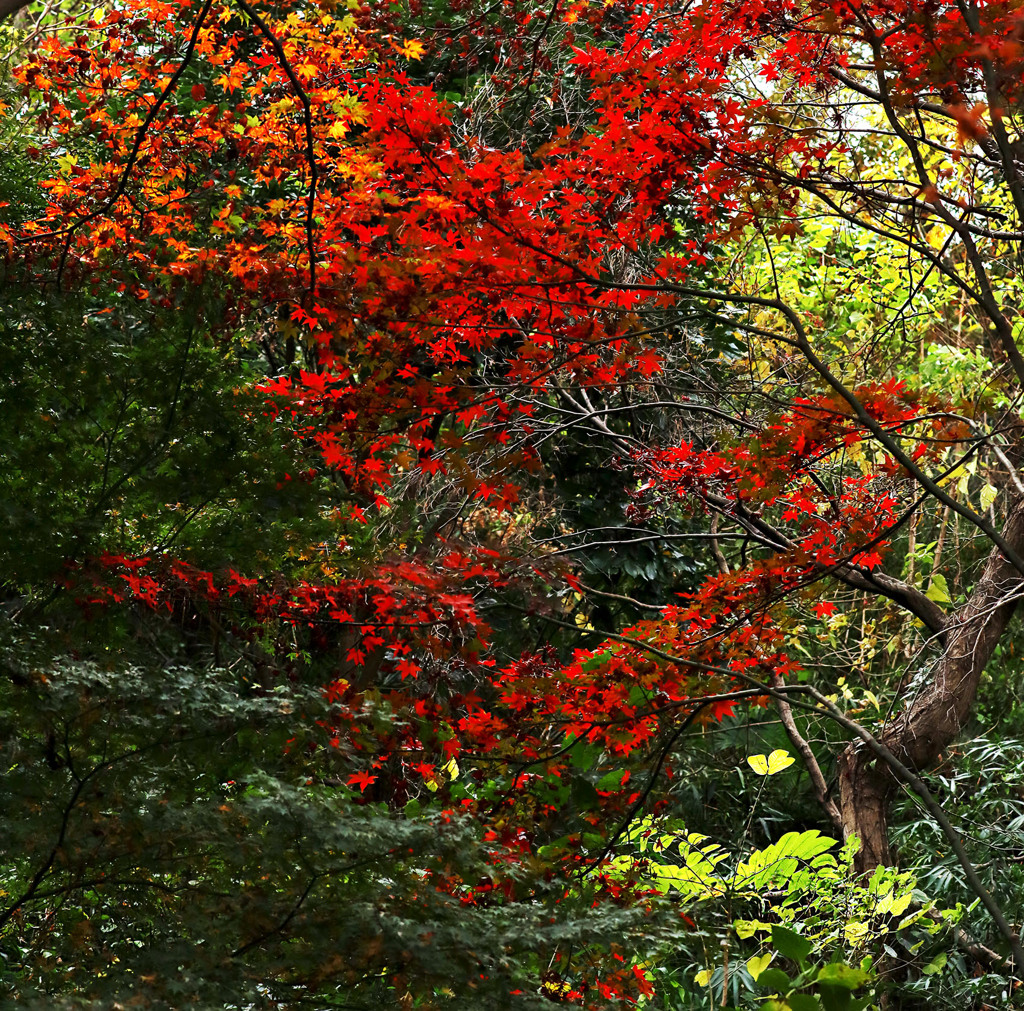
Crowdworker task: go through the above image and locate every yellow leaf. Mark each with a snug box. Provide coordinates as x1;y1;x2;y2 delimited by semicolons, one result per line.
938;463;965;487
398;38;427;60
734;919;774;938
747;749;796;776
542;979;572;997
746;952;774;981
845;921;869;945
694;968;713;987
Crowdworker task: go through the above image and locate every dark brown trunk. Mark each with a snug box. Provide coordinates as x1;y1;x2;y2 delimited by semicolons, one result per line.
838;497;1024;873
0;0;31;22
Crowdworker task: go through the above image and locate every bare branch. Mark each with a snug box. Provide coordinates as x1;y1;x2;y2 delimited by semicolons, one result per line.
771;673;843;835
235;0;319;301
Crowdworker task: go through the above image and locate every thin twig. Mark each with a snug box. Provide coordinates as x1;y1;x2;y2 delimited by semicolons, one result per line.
235;0;319;300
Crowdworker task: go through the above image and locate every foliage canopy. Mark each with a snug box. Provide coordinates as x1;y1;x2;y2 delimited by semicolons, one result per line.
4;0;1024;1007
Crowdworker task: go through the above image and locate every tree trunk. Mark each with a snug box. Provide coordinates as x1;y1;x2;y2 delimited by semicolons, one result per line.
0;0;31;22
838;497;1024;873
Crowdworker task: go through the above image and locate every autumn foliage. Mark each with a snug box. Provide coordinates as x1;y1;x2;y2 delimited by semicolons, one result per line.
5;0;1024;1004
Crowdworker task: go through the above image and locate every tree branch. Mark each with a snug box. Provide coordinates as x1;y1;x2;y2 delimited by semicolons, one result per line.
235;0;319;300
771;674;842;835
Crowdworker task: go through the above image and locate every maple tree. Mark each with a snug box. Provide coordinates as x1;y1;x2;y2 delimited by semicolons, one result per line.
3;0;1024;1006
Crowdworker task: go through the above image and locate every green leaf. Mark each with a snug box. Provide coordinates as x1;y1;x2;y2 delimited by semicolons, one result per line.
595;769;627;790
735;831;837;890
875;887;913;917
816;963;871;989
758;967;793;992
921;952;947;976
735;919;773;939
818;986;851;1011
537;836;569;858
925;572;951;604
568;742;602;770
579;650;613;673
570;776;600;810
772;925;813;963
788;995;822;1011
